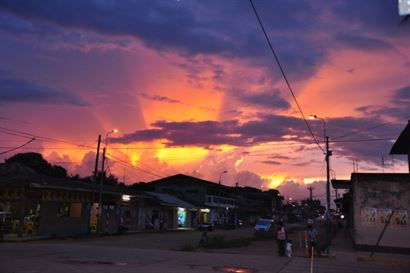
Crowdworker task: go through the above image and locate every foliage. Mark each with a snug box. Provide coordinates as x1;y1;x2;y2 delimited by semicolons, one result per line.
6;152;68;178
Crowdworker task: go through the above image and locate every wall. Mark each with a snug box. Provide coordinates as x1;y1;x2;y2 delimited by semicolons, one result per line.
38;201;90;236
353;174;410;250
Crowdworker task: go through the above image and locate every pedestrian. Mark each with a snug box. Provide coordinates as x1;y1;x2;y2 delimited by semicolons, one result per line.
276;221;286;256
307;219;318;258
159;215;164;231
199;231;208;247
286;239;293;257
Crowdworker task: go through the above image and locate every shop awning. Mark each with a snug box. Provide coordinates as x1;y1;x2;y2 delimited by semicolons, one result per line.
146;192;197;209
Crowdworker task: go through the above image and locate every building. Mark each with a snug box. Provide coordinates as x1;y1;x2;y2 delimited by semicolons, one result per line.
147;174;238;226
351;173;410;253
331;121;410;253
147;174;281;227
0;162;94;237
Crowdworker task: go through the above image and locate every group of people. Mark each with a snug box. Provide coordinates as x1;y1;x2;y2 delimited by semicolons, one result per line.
276;219;318;258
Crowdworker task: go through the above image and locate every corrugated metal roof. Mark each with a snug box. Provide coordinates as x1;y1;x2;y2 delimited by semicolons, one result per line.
390;120;410;155
146;192;197;209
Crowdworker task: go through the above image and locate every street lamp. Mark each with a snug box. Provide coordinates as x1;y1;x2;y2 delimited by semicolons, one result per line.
98;129;118;234
219;170;227;185
309;114;332;255
105;129;118;148
308;115;326;142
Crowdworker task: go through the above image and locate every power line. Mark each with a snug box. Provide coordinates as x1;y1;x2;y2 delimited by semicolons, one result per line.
331;117;410;140
0;126;95;149
0;129;34;140
106;152;163;179
330;138;395;143
248;0;324;153
0;138;36;155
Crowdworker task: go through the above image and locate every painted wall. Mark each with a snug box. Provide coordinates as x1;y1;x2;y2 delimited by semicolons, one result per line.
38;201;90;236
353;174;410;249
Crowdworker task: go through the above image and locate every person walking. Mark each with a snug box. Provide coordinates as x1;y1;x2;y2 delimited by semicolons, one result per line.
307;219;318;258
276;220;286;256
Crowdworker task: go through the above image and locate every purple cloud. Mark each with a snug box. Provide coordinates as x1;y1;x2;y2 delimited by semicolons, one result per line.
137;93;180;104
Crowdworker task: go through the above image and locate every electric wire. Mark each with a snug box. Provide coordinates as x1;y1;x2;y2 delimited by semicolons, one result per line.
248;0;324;153
106;152;163;179
0;126;164;180
0;137;36;155
331;117;410;140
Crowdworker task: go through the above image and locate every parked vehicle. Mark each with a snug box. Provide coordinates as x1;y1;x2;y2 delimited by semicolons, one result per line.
254;218;274;232
254;218;275;238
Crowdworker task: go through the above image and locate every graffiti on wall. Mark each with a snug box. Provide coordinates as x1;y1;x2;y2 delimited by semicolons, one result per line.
361;207;408;227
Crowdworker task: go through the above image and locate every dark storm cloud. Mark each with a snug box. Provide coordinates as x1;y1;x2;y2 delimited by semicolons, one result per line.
112;109;406;165
0;0;404;85
0;72;88;106
0;0;334;81
112;114;306;146
137;93;180;104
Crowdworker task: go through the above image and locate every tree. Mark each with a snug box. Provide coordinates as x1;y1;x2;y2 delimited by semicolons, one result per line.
6;152;68;178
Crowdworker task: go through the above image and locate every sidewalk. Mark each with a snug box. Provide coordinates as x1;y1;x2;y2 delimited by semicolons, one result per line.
280;227;410;273
1;234;50;242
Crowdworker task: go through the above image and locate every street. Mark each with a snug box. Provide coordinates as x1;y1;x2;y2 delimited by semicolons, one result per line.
1;228;409;273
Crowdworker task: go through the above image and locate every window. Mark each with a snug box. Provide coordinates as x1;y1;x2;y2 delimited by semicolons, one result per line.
57;203;82;218
57;203;70;217
70;203;82;218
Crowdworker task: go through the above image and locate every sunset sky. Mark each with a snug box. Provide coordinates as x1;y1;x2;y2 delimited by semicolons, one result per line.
0;0;409;200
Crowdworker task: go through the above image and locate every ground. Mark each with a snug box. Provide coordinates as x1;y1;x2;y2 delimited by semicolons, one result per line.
1;227;409;273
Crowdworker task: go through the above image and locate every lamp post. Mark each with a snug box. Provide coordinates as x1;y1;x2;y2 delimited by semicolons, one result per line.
219;170;227;185
98;129;118;234
309;115;332;255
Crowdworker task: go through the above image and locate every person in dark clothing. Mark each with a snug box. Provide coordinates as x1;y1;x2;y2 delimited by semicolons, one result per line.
307;220;319;258
276;221;286;256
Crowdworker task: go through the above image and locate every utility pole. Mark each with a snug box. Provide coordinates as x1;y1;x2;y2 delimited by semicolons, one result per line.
325;136;332;255
89;134;101;234
98;147;106;234
92;135;101;202
307;186;314;201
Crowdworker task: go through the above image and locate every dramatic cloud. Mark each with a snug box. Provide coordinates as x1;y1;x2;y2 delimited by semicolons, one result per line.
3;0;401;82
137;93;180;104
334;33;393;51
277;180;333;205
0;72;88;106
355;85;410;120
235;89;290;110
235;171;269;188
111;115;305;147
259;160;282;165
113;110;407;167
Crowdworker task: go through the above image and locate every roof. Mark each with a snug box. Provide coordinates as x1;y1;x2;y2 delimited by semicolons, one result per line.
0;163;120;194
331;179;352;189
351;173;410;183
145;191;197;209
147;173;232;190
390;120;410;155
